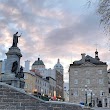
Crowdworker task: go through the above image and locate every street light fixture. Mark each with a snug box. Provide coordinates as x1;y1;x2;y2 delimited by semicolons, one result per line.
89;89;93;107
85;85;88;106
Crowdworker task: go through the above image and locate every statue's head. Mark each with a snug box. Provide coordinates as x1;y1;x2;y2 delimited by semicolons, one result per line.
16;32;18;34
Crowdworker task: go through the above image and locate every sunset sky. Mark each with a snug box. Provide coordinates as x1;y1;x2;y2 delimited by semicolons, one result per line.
0;0;110;83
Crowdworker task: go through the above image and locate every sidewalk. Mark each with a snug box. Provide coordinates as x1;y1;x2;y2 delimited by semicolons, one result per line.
92;107;110;110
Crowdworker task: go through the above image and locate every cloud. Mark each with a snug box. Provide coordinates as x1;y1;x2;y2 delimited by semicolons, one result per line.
0;0;109;83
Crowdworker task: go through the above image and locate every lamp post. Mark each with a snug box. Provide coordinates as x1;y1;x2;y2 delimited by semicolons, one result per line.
91;91;92;107
89;90;93;107
85;85;88;106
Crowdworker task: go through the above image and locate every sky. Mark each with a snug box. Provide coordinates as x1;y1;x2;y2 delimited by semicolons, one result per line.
0;0;110;83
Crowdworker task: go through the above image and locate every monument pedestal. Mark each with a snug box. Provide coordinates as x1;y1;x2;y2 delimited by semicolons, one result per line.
1;73;25;89
1;46;25;89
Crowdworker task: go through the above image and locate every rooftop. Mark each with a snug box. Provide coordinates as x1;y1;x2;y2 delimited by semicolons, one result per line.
32;58;44;66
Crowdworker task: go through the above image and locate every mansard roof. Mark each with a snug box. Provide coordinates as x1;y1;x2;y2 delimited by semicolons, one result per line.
71;55;106;66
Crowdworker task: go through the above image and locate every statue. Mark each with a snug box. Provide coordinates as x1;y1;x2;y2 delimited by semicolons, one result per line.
16;66;24;79
18;66;24;79
11;61;18;77
12;32;21;47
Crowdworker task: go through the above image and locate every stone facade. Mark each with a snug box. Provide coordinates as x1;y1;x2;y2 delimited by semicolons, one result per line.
56;70;64;99
31;58;64;99
69;51;108;107
0;82;83;110
24;71;36;93
46;76;56;97
0;60;2;73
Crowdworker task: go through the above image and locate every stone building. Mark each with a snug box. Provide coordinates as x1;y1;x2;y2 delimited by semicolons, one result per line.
108;69;110;95
0;60;2;73
31;58;64;100
24;71;36;94
46;76;56;98
54;59;64;100
34;70;49;96
69;50;108;107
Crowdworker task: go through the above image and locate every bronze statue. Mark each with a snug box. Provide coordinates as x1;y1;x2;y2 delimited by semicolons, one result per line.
11;61;18;76
12;32;21;47
16;66;24;79
11;61;24;78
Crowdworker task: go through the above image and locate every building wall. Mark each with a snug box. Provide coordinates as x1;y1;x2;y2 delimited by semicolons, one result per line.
46;77;56;97
24;72;36;93
69;62;108;105
35;75;49;96
56;70;64;99
0;60;2;74
108;72;110;95
0;61;2;80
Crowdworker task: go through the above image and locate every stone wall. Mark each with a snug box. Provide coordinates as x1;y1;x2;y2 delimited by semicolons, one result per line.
0;82;83;110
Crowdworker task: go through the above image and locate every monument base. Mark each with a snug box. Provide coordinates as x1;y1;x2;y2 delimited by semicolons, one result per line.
0;73;25;89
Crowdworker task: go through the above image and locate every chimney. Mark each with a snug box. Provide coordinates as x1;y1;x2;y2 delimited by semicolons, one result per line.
24;60;30;72
81;53;86;63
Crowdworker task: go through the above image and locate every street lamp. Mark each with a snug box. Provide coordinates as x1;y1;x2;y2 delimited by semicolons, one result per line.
89;89;93;107
85;85;88;106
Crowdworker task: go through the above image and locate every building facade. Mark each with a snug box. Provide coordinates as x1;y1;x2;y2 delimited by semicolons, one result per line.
69;50;108;107
46;76;56;98
31;58;64;100
24;71;36;94
54;59;64;100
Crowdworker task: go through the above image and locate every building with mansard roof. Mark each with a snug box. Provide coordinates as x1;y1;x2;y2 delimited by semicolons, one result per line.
69;50;109;107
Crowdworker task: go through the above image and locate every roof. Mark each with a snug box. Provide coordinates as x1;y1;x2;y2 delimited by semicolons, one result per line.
54;59;63;69
71;55;107;66
32;58;44;66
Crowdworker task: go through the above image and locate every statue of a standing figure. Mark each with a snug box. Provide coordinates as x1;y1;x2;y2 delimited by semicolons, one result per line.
12;32;21;47
11;61;18;77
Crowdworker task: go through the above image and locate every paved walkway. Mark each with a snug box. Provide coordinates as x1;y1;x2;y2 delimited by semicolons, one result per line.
92;107;110;110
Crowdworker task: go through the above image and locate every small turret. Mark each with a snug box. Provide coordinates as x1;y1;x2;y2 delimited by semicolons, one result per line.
95;49;100;60
54;59;63;74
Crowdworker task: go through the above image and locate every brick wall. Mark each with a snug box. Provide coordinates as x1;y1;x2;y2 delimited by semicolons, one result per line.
0;82;83;110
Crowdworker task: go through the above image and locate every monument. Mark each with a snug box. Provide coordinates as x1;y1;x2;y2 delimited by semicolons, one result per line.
1;32;25;88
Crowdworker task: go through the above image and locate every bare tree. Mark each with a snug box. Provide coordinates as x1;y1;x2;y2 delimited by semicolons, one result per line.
97;0;110;32
88;0;110;32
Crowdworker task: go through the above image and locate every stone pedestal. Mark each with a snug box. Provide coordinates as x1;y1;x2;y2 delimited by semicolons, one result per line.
5;46;22;73
1;46;25;89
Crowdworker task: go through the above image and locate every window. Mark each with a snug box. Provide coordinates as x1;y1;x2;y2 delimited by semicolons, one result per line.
86;79;90;84
74;70;78;75
74;79;78;84
100;90;104;96
109;88;110;94
45;89;46;94
86;70;90;75
99;79;103;84
98;70;102;74
74;90;78;96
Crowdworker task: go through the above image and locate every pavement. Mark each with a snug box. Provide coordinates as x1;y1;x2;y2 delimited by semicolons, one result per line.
92;107;110;110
